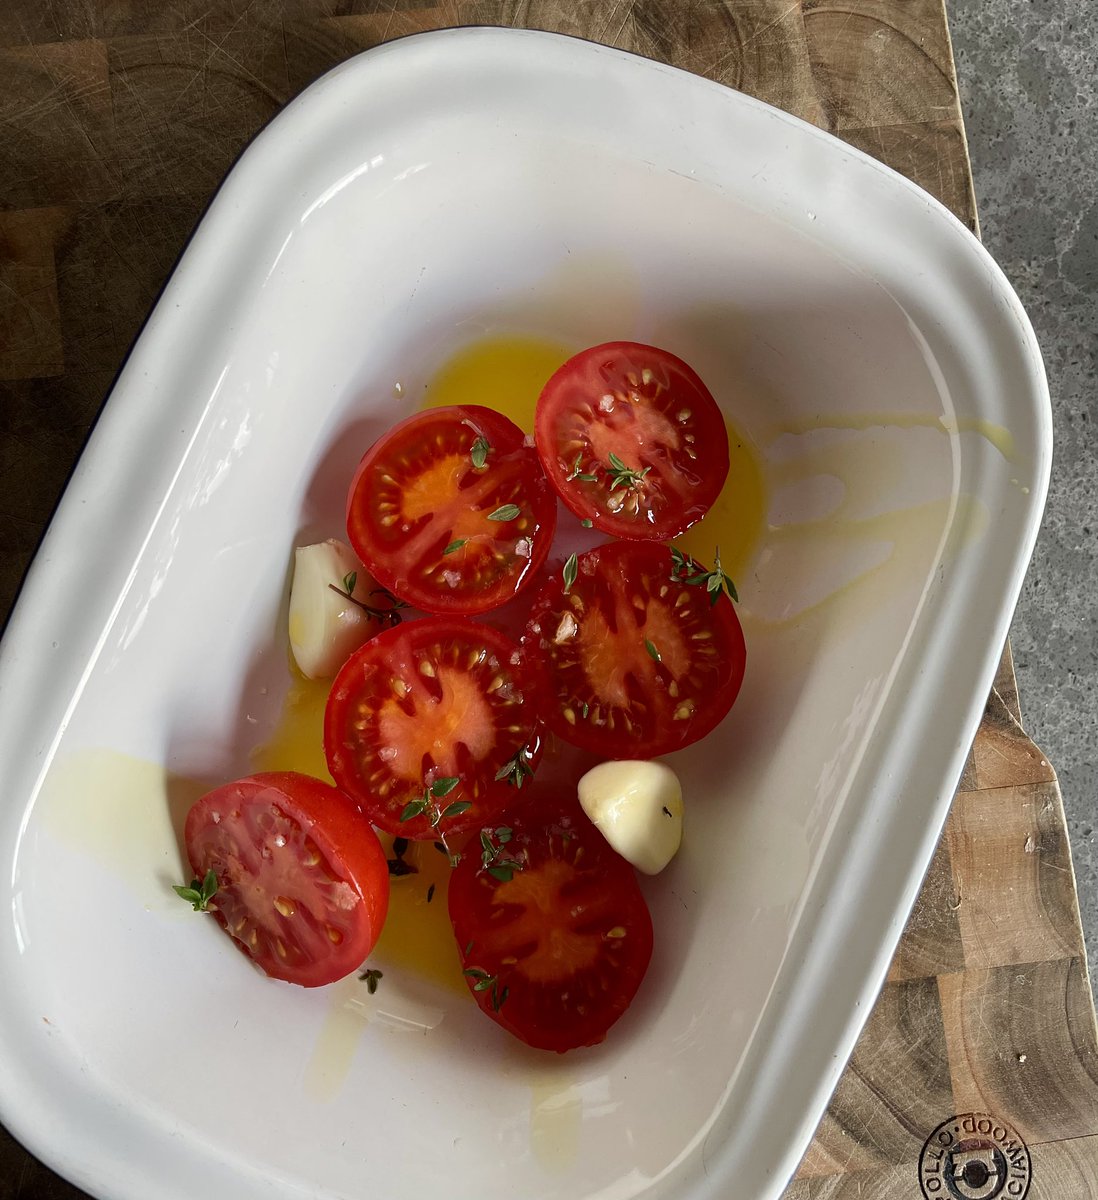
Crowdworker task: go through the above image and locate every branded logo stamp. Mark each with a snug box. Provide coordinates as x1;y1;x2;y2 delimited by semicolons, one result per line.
919;1113;1032;1199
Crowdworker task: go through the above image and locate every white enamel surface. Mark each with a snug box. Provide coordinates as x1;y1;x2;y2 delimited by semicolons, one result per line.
0;28;1049;1200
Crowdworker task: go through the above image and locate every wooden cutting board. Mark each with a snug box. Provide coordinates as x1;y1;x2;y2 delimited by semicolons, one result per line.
2;3;1096;1197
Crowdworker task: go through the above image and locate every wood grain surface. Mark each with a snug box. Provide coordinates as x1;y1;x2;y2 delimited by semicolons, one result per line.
1;3;1095;1198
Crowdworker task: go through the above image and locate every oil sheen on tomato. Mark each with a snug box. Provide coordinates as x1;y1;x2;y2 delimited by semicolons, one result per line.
422;335;766;579
252;672;464;993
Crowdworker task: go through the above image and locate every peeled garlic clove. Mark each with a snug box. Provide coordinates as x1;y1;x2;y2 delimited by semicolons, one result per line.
577;760;683;875
288;539;380;679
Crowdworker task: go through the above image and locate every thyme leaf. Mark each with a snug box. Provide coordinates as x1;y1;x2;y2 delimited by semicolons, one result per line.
669;545;739;605
359;967;383;994
606;451;651;492
562;552;578;595
470;435;491;470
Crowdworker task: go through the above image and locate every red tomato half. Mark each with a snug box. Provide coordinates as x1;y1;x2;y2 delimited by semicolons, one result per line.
184;772;389;988
325;617;542;839
449;796;653;1052
347;405;557;614
535;342;729;540
522;541;746;758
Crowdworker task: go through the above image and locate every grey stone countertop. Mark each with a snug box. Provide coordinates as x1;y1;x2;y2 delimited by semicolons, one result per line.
949;2;1098;969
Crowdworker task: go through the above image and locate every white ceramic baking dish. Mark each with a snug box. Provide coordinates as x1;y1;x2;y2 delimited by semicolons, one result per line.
0;27;1049;1200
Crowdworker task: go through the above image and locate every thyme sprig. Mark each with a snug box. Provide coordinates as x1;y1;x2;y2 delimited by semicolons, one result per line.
494;743;537;789
173;869;218;912
669;546;739;605
479;826;525;882
328;573;409;625
464;967;509;1012
606;452;651;492
567;452;597;483
400;777;470;865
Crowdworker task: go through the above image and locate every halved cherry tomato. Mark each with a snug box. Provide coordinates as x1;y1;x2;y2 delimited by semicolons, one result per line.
449;795;653;1052
347;405;557;614
521;541;746;758
325;617;542;839
184;772;389;988
535;342;729;539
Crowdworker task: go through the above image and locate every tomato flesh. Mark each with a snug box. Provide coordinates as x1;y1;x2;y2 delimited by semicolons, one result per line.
448;796;653;1052
535;342;729;539
184;772;389;987
347;404;557;614
522;541;746;758
325;616;542;839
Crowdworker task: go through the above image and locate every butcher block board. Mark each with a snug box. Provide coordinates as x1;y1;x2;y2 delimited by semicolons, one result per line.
1;3;1096;1198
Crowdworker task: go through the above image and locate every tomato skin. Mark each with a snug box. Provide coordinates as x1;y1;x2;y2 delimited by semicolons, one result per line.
535;342;729;540
184;772;389;988
448;795;653;1052
324;616;542;839
521;541;746;758
346;404;557;615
